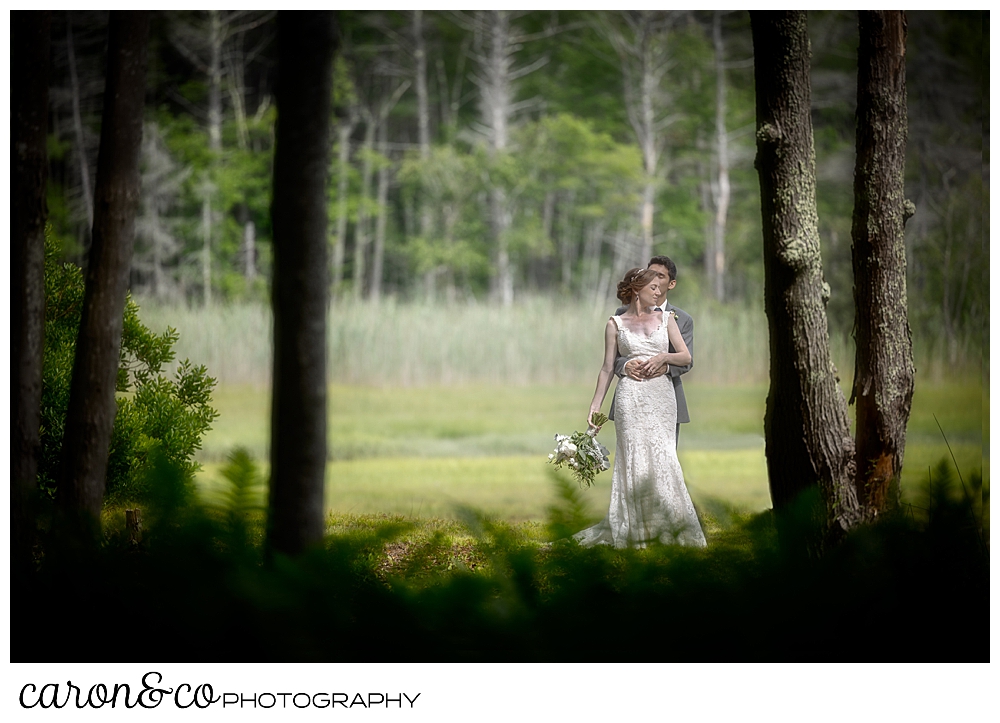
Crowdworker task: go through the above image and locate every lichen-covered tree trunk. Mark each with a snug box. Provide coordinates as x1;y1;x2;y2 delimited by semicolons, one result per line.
851;11;915;518
12;10;51;573
58;11;150;528
750;11;860;531
268;10;336;557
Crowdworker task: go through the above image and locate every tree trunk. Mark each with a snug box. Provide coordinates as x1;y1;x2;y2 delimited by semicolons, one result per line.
370;121;390;302
491;187;513;306
268;10;335;557
850;10;915;518
711;11;730;303
639;37;657;264
228;42;249;151
558;190;576;292
207;10;223;154
148;191;163;297
476;10;514;305
414;11;434;248
242;217;256;282
333;117;355;296
600;12;676;270
750;11;860;531
200;185;213;307
353;118;375;301
12;9;51;575
67;14;94;232
413;10;431;155
57;11;150;529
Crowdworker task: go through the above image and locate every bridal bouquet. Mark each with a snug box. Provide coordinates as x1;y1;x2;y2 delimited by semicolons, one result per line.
547;412;611;488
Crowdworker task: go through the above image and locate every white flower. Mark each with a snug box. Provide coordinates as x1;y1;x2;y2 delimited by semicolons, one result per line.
548;453;555;460
562;442;577;454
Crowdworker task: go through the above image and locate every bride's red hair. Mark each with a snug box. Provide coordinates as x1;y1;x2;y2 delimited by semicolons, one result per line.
616;267;658;305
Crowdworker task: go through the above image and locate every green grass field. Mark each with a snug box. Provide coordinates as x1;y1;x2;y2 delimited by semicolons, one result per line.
194;379;988;522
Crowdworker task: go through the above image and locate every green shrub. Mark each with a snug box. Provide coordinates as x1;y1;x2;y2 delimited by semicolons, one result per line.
38;229;218;503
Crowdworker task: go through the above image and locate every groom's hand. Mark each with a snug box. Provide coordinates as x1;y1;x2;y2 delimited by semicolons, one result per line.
624;359;645;380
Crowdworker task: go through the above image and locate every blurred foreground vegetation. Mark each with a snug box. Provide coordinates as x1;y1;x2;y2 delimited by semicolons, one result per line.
16;452;986;661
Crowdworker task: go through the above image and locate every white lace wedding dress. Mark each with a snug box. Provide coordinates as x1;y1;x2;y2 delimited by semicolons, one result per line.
575;314;707;548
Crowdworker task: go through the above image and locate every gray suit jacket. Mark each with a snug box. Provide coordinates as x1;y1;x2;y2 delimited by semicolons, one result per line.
607;301;694;424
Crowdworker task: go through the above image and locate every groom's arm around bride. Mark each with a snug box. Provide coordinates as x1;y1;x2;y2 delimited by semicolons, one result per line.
607;257;694;439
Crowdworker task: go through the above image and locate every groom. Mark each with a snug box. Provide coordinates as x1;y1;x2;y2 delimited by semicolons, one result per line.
608;255;694;445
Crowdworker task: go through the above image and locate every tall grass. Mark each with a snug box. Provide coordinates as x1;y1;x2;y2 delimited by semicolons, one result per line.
134;295;979;388
136;296;774;387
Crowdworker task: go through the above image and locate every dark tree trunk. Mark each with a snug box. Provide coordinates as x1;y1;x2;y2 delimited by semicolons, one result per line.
851;11;915;518
67;14;94;231
750;11;860;531
268;11;336;557
57;11;150;530
12;10;51;574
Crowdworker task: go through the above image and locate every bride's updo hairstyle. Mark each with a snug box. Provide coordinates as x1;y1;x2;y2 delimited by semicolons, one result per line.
617;267;658;305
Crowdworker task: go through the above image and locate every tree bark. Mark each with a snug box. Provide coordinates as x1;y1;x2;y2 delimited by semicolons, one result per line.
851;11;915;518
268;10;336;557
12;9;51;575
750;11;860;531
58;11;150;529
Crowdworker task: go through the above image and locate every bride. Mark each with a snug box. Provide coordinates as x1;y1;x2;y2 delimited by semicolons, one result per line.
575;267;707;548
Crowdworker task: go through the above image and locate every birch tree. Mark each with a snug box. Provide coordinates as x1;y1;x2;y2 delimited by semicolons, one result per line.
135;122;189;300
170;10;274;304
598;11;683;267
459;10;552;305
708;11;731;302
332;57;359;297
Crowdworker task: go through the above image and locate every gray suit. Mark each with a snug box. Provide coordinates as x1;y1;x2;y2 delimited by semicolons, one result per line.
607;301;694;425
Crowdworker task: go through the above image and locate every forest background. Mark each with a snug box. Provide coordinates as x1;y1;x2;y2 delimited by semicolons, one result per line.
44;9;987;520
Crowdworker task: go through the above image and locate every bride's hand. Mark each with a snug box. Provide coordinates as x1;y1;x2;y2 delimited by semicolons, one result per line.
587;408;603;433
636;354;669;378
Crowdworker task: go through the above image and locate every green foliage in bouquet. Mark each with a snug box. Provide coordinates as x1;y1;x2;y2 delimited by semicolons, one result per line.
38;229;219;503
548;412;611;488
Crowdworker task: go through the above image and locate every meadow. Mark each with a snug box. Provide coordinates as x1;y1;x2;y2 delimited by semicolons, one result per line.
134;298;988;525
